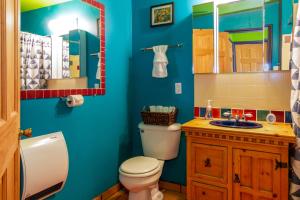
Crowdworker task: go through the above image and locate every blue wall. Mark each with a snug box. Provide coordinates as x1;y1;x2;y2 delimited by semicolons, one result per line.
21;0;133;199
131;0;198;185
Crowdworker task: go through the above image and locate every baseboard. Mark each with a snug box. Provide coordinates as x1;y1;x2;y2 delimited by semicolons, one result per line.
93;181;186;200
93;183;123;200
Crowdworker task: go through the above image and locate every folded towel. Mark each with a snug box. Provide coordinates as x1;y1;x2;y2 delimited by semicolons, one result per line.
152;45;168;78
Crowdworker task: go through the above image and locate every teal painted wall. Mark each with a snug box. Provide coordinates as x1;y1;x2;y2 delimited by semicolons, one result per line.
131;0;199;185
20;0;133;199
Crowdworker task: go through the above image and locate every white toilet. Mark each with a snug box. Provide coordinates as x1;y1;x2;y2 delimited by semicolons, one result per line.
119;122;181;200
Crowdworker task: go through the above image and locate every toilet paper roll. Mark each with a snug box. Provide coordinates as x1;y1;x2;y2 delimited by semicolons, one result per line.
66;95;84;107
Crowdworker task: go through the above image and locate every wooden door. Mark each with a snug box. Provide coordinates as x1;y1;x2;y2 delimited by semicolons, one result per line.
0;0;21;199
193;29;214;73
219;32;233;73
233;149;281;200
235;43;267;72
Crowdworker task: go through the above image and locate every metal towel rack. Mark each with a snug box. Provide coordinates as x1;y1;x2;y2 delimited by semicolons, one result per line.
140;43;184;52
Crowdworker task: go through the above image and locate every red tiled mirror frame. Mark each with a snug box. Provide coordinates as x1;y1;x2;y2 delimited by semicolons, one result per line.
21;0;106;100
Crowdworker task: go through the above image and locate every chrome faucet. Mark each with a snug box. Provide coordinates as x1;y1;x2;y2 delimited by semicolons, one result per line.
223;112;253;122
223;112;232;120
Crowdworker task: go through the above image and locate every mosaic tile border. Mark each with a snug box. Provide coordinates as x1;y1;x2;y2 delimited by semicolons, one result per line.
22;0;106;100
194;107;292;124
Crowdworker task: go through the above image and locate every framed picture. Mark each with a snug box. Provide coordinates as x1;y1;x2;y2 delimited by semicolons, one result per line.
151;2;174;27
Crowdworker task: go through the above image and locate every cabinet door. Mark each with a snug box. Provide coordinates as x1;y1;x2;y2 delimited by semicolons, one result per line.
191;143;228;184
233;149;281;200
191;181;227;200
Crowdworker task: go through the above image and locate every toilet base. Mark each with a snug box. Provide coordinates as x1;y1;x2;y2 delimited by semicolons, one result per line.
128;184;163;200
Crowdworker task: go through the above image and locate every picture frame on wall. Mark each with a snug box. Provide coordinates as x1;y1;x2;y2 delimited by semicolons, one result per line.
151;2;174;27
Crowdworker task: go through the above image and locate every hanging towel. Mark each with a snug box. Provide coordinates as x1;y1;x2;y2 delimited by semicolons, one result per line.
152;45;168;78
290;3;300;200
96;53;101;80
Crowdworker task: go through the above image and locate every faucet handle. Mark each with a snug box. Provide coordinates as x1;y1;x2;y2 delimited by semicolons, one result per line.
223;112;232;117
244;113;253;118
243;113;253;121
223;112;232;120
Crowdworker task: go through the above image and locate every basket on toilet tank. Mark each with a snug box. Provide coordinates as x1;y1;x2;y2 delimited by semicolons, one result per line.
141;106;178;126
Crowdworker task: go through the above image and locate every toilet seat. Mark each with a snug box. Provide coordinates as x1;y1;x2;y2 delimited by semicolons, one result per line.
119;156;161;178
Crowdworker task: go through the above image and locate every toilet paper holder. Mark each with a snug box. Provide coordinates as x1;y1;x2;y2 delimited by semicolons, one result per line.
60;95;84;107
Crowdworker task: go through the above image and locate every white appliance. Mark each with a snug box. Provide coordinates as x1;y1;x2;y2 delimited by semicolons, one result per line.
20;132;69;200
119;123;181;200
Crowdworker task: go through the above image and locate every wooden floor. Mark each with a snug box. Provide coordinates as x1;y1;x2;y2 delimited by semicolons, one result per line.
107;189;186;200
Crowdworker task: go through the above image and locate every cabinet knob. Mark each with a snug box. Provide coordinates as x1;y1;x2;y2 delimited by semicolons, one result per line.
202;191;206;195
204;158;211;167
273;193;278;198
233;174;240;184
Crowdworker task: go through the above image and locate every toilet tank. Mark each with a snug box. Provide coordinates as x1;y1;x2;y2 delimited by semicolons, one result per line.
139;122;181;160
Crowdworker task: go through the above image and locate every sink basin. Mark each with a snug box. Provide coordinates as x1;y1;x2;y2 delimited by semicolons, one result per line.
210;120;263;129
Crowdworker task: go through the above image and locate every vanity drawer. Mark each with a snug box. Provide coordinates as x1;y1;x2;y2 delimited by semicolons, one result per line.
190;181;227;200
190;143;228;184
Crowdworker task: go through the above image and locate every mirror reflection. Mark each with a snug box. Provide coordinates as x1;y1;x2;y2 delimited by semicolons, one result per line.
192;2;215;73
192;0;293;74
218;0;265;73
20;0;101;90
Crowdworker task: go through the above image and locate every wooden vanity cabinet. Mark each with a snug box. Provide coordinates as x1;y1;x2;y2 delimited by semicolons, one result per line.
183;120;295;200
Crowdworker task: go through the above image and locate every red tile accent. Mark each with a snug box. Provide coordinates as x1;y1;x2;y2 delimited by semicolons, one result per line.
194;107;200;118
244;109;257;121
71;89;77;95
87;89;93;96
58;90;65;97
271;111;285;123
44;90;50;98
51;90;58;97
212;108;221;118
82;89;88;96
27;90;36;99
65;90;71;97
21;91;27;99
36;90;44;99
232;109;244;118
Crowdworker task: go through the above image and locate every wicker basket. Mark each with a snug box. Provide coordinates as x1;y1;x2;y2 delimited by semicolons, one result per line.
141;108;178;126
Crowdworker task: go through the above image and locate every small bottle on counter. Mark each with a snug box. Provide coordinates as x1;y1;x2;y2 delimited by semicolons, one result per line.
204;100;213;120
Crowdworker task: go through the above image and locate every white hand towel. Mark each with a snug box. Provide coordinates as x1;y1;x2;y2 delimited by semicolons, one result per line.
96;53;101;80
152;45;168;78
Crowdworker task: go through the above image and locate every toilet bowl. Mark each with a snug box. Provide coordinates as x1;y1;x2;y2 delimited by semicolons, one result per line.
119;157;164;200
119;123;181;200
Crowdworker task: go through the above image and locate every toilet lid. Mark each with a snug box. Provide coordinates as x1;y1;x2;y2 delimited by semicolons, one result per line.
120;156;160;174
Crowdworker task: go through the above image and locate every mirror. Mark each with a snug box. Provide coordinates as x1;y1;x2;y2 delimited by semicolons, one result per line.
192;0;294;74
192;2;215;73
218;0;265;73
20;0;101;90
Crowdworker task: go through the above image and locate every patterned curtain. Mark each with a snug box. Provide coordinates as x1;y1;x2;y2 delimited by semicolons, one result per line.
20;32;52;89
290;4;300;200
62;40;71;78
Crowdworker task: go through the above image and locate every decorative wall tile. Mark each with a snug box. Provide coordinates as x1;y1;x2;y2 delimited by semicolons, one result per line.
257;110;269;121
285;111;292;124
194;107;200;118
200;107;206;117
271;111;285;123
212;108;221;118
232;109;244;118
244;109;257;121
221;108;231;118
194;107;292;124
